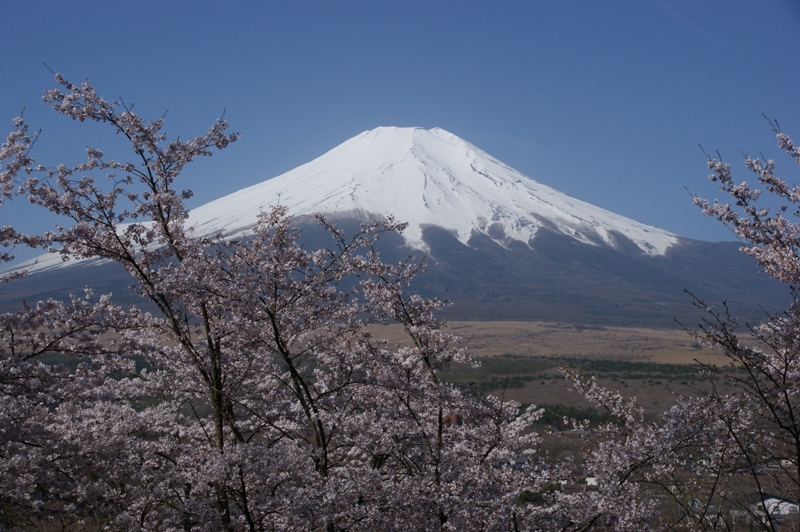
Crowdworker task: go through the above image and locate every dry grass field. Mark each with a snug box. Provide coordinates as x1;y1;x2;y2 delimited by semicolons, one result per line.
372;320;741;419
373;320;730;365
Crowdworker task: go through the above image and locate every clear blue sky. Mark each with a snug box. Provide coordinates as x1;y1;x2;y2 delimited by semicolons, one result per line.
2;0;799;259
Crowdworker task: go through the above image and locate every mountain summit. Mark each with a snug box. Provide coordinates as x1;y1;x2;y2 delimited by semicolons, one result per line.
189;126;677;256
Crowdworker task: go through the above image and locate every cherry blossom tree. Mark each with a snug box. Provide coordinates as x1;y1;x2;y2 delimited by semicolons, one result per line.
683;123;800;530
1;75;658;530
562;123;800;531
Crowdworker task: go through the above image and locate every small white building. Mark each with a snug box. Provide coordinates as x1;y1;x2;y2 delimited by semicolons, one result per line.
757;494;799;516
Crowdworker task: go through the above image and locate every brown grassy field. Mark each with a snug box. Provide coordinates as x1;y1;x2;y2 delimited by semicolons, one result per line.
373;320;729;365
372;320;739;418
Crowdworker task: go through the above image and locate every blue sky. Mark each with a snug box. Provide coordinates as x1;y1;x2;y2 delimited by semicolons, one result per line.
2;0;799;260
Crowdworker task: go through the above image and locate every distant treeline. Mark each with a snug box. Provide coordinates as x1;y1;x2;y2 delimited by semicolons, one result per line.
443;355;703;382
535;403;616;428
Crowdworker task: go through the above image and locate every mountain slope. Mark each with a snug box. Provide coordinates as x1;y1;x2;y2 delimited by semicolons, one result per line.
1;127;786;327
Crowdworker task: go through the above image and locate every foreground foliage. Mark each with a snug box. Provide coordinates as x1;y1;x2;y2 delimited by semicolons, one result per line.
564;121;800;530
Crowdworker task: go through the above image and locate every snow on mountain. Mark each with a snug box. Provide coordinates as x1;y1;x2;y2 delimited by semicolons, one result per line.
8;126;678;274
189;126;677;255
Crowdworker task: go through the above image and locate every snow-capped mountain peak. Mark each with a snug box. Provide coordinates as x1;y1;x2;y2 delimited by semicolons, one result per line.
188;126;677;255
8;126;679;275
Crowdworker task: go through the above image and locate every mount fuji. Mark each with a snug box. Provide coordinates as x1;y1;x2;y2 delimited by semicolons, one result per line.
186;126;677;257
2;127;786;326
